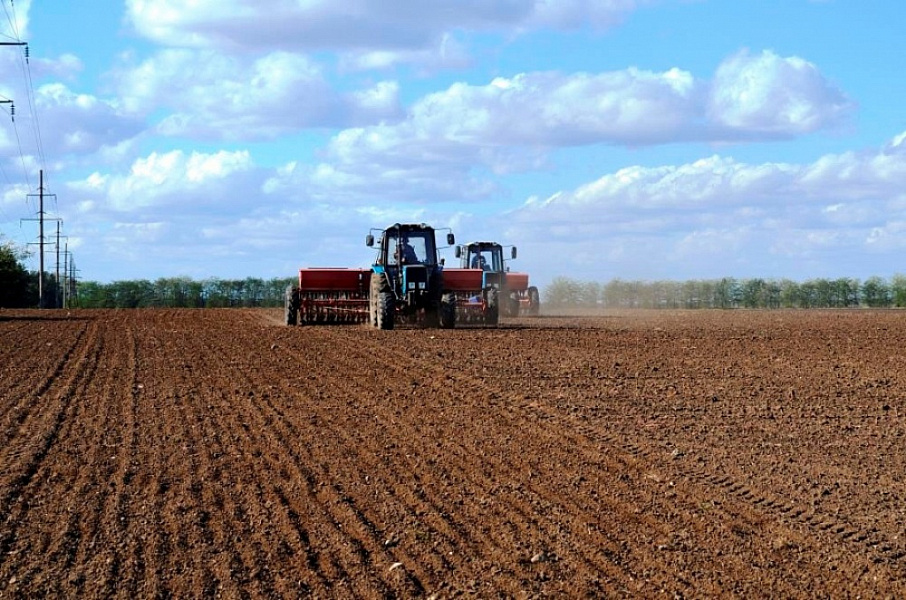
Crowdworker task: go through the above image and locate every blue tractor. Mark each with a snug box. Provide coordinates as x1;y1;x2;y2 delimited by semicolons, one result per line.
365;223;457;330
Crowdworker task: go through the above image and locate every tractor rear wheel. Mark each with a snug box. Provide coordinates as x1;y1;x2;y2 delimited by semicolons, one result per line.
439;293;456;329
370;275;394;329
527;286;540;316
284;286;298;326
376;292;394;329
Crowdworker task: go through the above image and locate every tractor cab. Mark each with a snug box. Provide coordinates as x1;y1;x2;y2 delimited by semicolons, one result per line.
387;229;432;266
368;223;454;267
457;242;516;272
365;223;456;329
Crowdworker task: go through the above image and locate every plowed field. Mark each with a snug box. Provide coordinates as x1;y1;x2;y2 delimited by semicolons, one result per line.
1;308;904;598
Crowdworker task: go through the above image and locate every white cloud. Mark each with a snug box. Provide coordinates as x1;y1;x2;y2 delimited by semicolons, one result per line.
506;131;906;280
32;83;145;156
79;149;257;212
267;57;848;206
124;0;646;68
527;0;646;30
111;49;402;140
708;49;853;137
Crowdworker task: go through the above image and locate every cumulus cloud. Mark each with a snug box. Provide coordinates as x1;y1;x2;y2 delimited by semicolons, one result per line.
111;49;402;140
264;56;850;205
124;0;646;68
69;149;256;214
505;131;906;280
527;0;645;29
33;83;145;155
709;49;853;137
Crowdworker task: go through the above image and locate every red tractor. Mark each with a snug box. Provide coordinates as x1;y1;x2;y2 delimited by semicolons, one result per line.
444;241;540;324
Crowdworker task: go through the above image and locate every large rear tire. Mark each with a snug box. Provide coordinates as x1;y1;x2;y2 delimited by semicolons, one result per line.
370;274;394;329
527;286;540;316
376;292;394;329
284;286;298;326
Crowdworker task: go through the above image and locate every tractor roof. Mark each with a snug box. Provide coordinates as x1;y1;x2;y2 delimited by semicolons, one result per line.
387;222;433;233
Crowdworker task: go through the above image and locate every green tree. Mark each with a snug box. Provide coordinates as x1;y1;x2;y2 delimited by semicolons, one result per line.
861;276;890;307
890;274;906;307
0;240;32;308
544;277;582;308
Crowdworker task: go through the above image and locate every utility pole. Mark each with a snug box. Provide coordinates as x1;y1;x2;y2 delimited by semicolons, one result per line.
22;171;59;308
69;257;80;307
62;244;74;309
55;227;69;309
60;241;72;308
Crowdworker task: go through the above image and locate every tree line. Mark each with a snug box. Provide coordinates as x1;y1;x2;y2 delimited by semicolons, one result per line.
74;276;296;308
543;275;906;309
61;273;906;310
6;240;906;310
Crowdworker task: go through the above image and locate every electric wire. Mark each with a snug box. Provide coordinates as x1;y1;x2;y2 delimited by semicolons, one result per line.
6;0;43;194
1;0;19;41
1;0;54;265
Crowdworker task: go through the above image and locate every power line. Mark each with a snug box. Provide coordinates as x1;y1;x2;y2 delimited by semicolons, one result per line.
1;0;21;42
15;43;46;182
2;0;43;191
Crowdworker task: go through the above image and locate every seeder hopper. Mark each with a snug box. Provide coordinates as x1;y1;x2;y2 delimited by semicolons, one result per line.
284;268;371;326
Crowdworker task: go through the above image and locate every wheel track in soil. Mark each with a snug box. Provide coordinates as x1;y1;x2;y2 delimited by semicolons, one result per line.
584;418;906;563
2;310;903;597
511;329;906;587
313;328;755;596
510;326;906;572
108;311;408;598
0;318;90;445
316;325;903;595
252;326;708;596
501;326;906;587
303;328;686;596
197;319;430;598
0;316;101;589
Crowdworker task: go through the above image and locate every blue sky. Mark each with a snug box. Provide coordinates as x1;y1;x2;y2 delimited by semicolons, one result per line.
1;0;905;287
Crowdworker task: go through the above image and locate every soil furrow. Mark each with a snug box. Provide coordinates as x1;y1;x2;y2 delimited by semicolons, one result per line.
1;308;905;597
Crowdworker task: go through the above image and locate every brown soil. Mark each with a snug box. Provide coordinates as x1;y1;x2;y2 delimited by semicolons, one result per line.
1;308;904;598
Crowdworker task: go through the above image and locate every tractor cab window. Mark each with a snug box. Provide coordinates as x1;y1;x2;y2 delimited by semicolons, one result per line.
469;248;500;271
387;231;432;266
